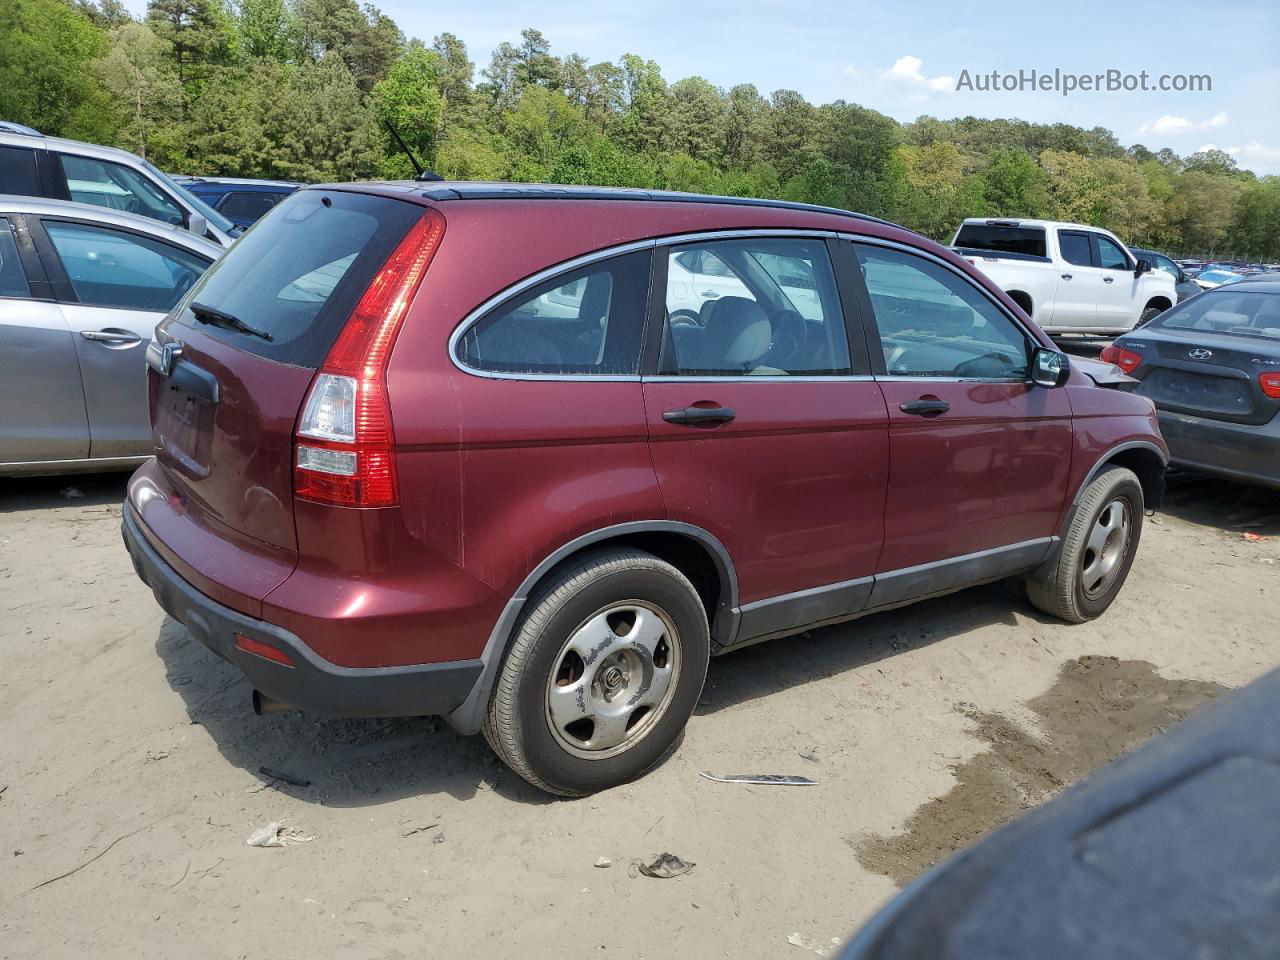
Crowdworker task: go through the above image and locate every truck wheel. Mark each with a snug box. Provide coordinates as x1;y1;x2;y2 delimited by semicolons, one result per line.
483;548;710;796
1138;306;1162;325
1026;466;1144;623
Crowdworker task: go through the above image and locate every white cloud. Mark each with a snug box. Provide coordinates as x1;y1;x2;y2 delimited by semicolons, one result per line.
1138;111;1229;135
1192;141;1280;175
881;55;955;98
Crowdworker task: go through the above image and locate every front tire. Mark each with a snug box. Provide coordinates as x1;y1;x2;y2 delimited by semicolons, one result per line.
1138;306;1162;325
483;548;710;796
1026;466;1144;623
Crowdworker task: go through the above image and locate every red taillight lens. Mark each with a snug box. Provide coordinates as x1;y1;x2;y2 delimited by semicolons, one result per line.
1100;344;1143;374
1261;372;1280;399
294;210;446;507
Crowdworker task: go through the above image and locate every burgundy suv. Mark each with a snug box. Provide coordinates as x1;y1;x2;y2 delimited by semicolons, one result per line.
123;183;1167;795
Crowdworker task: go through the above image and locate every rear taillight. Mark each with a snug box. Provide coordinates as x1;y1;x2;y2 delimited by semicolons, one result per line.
294;210;445;507
1261;372;1280;399
1100;343;1143;374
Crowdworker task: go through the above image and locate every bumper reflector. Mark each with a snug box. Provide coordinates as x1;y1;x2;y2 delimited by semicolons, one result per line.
235;633;295;668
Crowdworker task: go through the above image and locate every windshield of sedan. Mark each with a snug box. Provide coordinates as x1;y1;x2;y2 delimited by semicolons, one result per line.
1153;289;1280;339
144;161;236;235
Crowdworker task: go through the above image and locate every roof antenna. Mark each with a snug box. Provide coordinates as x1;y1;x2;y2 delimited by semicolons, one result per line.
383;120;445;182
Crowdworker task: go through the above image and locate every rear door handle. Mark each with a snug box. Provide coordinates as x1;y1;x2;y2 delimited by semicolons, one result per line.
1103;276;1115;283
700;290;721;299
81;328;142;345
663;406;735;425
899;399;950;416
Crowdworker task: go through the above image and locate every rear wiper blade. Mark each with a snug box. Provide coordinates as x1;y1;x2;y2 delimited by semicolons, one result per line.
190;300;273;342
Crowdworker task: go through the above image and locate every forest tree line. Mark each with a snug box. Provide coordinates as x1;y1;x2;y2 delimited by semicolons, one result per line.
3;0;1278;258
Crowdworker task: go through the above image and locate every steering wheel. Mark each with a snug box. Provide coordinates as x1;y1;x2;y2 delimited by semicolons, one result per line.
763;308;807;367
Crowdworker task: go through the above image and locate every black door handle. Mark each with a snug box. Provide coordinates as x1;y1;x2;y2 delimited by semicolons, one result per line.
899;399;950;416
663;406;736;425
1103;276;1115;283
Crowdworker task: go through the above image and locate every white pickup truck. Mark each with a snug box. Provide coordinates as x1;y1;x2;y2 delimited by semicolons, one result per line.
951;218;1176;335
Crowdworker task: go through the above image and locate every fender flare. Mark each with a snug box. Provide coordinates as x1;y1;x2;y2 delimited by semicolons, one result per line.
443;521;739;735
1070;440;1168;508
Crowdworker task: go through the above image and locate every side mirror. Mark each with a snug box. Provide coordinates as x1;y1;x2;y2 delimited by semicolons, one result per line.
187;212;208;238
1135;258;1151;277
1031;347;1070;388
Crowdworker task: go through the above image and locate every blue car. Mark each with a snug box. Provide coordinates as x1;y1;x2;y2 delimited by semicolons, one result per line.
172;176;299;229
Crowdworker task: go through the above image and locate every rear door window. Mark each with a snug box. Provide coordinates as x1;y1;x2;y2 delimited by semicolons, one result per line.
0;146;40;195
455;250;651;376
1058;231;1093;267
43;220;209;311
170;189;424;367
0;218;30;297
663;237;850;376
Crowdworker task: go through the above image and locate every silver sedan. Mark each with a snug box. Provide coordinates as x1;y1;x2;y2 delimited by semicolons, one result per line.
0;198;222;476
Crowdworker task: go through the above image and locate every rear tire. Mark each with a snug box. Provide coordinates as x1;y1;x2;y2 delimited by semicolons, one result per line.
483;548;710;797
1026;466;1143;623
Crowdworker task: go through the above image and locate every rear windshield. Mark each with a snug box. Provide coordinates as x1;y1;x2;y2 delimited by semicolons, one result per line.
170;190;423;366
1153;289;1280;340
954;224;1047;258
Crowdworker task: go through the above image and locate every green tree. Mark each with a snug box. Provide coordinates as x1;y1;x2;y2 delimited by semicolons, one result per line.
237;0;296;61
146;0;232;89
0;0;114;139
981;148;1049;218
667;76;725;164
94;22;185;162
373;45;443;177
294;0;401;90
721;84;768;168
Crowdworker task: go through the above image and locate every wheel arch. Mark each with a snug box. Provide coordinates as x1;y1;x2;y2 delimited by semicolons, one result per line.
1073;441;1167;512
1143;296;1173;315
1007;289;1034;317
443;521;739;734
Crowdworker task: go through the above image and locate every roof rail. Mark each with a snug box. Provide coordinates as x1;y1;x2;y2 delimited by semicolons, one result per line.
416;182;906;231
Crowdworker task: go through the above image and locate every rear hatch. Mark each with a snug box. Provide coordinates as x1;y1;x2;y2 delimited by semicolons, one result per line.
1122;288;1280;426
144;188;427;605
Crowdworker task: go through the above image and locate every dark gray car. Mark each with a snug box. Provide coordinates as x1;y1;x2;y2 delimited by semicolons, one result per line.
1;197;221;475
1129;246;1200;303
1109;275;1280;488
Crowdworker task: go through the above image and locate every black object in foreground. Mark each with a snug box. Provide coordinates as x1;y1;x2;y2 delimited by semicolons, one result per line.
841;666;1280;959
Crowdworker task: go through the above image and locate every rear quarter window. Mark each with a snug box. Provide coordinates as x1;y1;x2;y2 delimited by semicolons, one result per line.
0;146;40;195
170;190;423;367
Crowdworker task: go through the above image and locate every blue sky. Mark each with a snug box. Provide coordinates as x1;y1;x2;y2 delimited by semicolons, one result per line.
125;0;1280;174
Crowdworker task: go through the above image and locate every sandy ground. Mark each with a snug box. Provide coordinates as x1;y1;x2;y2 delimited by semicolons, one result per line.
1;469;1277;960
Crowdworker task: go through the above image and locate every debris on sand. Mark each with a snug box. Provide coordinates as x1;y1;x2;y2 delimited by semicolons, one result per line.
631;852;694;879
258;766;310;788
786;932;841;955
246;821;314;848
700;772;816;786
594;856;613;868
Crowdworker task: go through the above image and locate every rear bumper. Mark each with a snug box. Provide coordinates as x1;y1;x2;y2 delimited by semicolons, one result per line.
1157;409;1280;489
123;503;483;718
